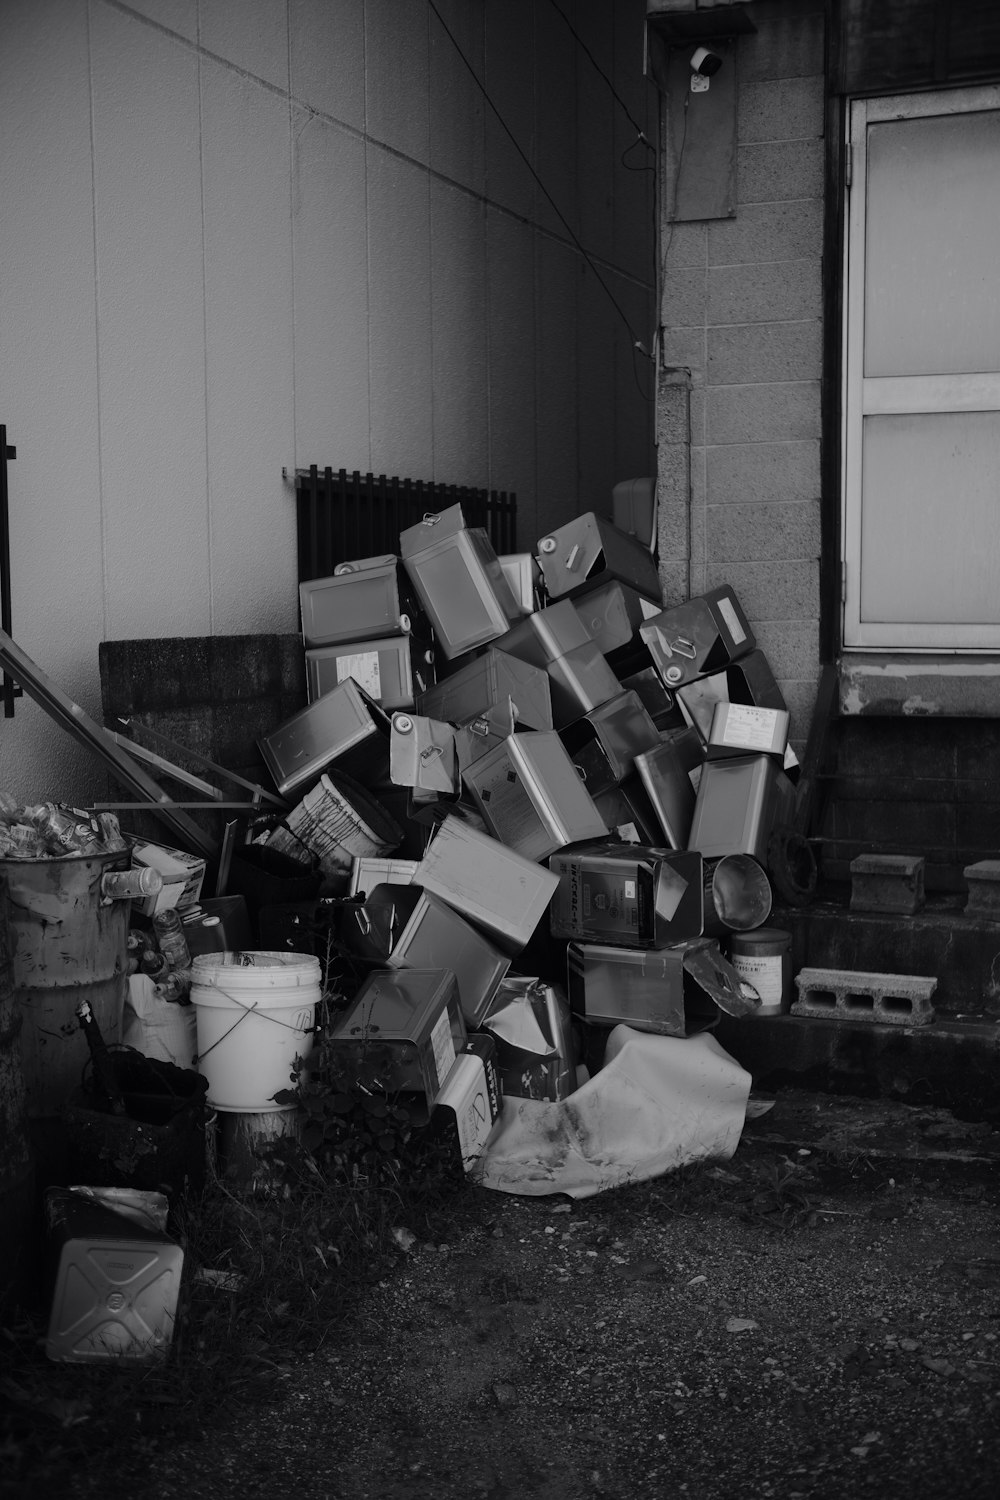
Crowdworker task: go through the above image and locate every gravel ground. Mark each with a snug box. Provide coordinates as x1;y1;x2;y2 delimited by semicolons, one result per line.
56;1094;1000;1500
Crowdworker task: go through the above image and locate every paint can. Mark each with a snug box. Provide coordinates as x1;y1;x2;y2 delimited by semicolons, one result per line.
727;927;792;1015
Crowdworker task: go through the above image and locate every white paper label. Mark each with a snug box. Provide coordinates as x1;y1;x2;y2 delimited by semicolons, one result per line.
429;1008;457;1096
720;704;780;751
731;953;784;1011
336;651;381;698
624;879;637;898
716;595;746;645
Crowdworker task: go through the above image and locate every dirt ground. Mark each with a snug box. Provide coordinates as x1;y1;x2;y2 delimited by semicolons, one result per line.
55;1091;1000;1500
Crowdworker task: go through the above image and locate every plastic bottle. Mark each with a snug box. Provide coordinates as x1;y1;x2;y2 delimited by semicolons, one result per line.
100;867;164;903
152;908;192;971
141;950;169;981
154;969;192;1005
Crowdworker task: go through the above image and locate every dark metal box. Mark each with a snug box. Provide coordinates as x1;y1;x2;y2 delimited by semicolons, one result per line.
548;842;704;949
305;635;435;710
536;513;662;603
257;678;392;798
639;586;755;689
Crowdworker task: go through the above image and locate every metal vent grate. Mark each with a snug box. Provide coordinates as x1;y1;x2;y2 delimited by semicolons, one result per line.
294;466;517;583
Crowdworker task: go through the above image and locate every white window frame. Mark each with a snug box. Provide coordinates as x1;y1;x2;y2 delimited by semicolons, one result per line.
842;85;1000;651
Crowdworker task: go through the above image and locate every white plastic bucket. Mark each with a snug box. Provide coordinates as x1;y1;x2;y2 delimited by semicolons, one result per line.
190;951;321;1112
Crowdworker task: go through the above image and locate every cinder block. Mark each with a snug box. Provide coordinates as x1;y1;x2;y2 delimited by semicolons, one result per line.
850;854;926;915
703;560;819;622
737;139;825;206
709;200;823;270
708;322;823;386
792;967;937;1027
709;261;822;325
963;861;1000;919
707;382;822;446
708;439;820;507
738;77;825;143
707;500;821;564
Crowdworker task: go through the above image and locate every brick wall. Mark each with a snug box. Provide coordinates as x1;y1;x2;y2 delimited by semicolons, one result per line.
655;0;826;752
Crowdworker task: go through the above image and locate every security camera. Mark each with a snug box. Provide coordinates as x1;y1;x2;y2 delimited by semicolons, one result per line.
690;46;723;77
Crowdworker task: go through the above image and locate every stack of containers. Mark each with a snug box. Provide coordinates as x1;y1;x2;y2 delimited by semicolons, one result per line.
254;501;801;1165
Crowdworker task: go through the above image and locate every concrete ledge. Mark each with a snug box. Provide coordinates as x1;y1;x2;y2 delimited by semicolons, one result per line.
840;655;1000;717
714;1012;1000;1119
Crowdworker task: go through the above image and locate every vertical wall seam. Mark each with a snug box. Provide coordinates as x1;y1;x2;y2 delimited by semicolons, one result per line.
362;3;373;473
196;0;213;632
86;0;108;641
287;0;296;477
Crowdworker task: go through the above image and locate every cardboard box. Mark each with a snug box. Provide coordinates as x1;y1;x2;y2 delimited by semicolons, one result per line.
327;967;467;1104
548;842;704;949
415;815;560;955
127;838;206;915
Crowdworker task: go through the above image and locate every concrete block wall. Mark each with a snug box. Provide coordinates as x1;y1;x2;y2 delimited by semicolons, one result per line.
655;0;826;751
0;0;657;809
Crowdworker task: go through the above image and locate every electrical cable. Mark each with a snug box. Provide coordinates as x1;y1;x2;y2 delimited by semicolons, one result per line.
427;0;653;394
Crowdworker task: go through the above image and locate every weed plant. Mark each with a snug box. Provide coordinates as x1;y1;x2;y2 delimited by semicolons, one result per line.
0;925;471;1499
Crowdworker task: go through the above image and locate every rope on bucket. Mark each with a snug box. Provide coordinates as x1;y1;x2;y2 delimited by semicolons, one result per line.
192;972;316;1064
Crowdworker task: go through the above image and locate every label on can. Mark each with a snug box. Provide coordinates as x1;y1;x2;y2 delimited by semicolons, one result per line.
731;953;784;1011
429;1007;457;1096
337;652;381;698
720;704;780;751
716;595;746;645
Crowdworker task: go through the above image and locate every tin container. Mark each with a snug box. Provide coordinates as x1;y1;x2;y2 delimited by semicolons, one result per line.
327;967;467;1104
305;635;435;710
546;641;623;728
633;736;699;849
299;558;421;647
426;1045;502;1171
386;887;511;1029
45;1188;183;1364
389;713;458;795
707;701;790;761
677;647;787;741
499;553;541;612
548;843;704;949
727;926;792;1014
611;477;658;549
617;665;686;730
560;690;660;797
258;678;392;798
461;731;608;863
415;815;560;955
566;940;722;1036
687;754;796;861
571;580;648;661
416;647;552;734
535;512;662;603
639;586;755;690
400;505;523;659
592;774;664;846
494;599;592;669
482;977;576;1101
702;855;773;935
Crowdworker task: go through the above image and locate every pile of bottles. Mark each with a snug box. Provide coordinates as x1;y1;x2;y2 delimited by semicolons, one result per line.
128;908;193;1006
0;793;129;859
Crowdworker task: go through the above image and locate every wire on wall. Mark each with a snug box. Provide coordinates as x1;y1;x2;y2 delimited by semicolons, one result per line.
427;0;656;403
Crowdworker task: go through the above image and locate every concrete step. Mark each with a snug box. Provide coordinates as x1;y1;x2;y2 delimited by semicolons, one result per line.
772;891;1000;1022
714;1011;1000;1124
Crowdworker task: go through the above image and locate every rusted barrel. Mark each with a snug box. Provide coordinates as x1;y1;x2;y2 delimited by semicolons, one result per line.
0;888;33;1311
0;849;131;1120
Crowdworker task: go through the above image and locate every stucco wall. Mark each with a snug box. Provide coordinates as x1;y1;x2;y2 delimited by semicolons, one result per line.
0;0;656;806
655;0;825;749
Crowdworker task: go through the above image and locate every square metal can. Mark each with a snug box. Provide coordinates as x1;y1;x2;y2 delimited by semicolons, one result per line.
559;689;661;798
415;814;560;955
257;677;392;798
493;598;592;670
305;634;435;711
386;887;511;1029
461;730;608;863
535;512;662;603
416;647;552;733
546;641;623;728
326;967;467;1104
299;557;421;647
548;842;704;948
707;701;790;761
400;506;524;659
676;647;787;741
639;586;755;690
687;753;796;861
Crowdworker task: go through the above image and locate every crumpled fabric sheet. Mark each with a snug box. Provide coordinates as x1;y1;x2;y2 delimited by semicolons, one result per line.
473;1025;751;1199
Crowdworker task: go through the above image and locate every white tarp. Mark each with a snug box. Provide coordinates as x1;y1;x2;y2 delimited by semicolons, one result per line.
473;1026;751;1199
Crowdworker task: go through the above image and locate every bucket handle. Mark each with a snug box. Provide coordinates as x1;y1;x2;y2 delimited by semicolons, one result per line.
193;977;316;1066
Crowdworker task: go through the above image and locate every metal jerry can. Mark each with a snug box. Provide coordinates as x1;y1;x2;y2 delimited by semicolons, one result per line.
639;586;755;689
676;646;786;741
548;842;704;949
257;677;392;798
461;730;608;864
400;505;525;659
687;753;796;861
416;647;553;734
305;635;435;710
299;556;422;647
535;513;662;604
559;689;661;798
